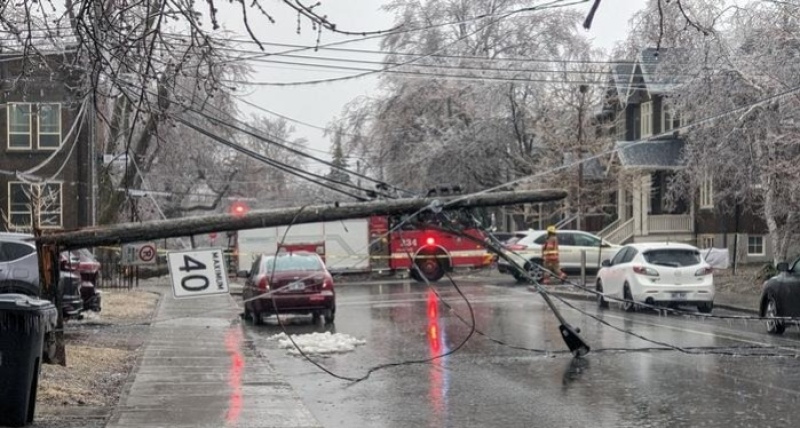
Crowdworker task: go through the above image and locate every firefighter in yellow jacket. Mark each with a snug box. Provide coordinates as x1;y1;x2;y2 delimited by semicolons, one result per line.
541;225;567;284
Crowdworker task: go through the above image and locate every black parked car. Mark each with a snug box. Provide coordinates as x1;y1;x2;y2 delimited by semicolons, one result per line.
759;258;800;334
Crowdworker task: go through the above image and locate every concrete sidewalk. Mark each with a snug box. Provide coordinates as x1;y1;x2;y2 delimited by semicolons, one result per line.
107;284;321;428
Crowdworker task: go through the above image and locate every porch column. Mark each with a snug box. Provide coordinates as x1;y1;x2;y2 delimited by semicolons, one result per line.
641;174;650;236
617;179;627;221
632;177;642;236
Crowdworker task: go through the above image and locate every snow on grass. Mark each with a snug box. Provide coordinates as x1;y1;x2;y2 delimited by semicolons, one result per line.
268;332;366;356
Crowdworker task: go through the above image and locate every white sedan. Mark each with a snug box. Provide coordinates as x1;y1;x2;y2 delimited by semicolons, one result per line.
596;243;715;313
497;229;620;282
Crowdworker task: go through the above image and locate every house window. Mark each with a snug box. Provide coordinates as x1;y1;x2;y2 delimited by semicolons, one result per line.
699;176;714;209
38;103;62;148
640;102;652;137
8;103;32;149
662;106;682;133
747;236;765;256
7;182;63;230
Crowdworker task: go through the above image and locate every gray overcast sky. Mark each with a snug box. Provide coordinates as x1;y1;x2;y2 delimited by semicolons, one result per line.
217;1;645;166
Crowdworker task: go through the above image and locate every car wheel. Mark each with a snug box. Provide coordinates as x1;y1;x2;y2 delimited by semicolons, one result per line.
596;280;609;309
324;307;336;325
414;256;445;282
311;311;321;324
0;280;39;296
253;310;264;326
697;302;713;314
525;259;544;284
512;269;528;283
765;296;785;335
622;283;636;312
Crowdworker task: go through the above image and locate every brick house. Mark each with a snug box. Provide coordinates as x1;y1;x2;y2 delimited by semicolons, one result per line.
595;48;772;264
0;52;95;231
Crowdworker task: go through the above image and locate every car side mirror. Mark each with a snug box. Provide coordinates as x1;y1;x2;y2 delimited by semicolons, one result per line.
777;262;789;272
601;260;612;267
236;270;249;278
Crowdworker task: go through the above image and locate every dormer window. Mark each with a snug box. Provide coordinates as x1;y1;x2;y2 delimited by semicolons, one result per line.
640;102;652;137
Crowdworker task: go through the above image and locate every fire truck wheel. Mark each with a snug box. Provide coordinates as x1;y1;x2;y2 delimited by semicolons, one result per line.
414;255;445;282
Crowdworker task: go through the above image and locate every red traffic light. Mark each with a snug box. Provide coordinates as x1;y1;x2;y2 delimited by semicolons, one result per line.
230;201;249;217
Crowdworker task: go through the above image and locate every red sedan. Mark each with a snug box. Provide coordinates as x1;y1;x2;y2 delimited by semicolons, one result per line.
239;251;336;325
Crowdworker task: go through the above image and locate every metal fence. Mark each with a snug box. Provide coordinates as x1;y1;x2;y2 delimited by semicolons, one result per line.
94;248;168;289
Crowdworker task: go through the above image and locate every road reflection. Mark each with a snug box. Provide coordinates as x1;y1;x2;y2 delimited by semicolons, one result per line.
427;289;450;426
225;326;244;425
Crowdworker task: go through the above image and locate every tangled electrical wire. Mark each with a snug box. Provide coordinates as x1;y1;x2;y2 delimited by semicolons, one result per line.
246;203;478;384
241;199;800;389
435;223;800;359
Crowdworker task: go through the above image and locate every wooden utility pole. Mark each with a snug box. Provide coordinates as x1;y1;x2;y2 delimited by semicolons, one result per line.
35;188;568;363
37;189;567;249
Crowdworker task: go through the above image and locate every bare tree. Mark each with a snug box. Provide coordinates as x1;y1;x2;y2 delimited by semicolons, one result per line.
620;1;800;262
1;1;390;224
331;0;606;200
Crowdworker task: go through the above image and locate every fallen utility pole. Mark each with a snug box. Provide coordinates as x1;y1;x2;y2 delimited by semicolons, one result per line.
37;189;567;249
35;189;568;365
430;223;590;358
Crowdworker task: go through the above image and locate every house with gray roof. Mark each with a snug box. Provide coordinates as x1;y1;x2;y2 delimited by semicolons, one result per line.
594;49;772;264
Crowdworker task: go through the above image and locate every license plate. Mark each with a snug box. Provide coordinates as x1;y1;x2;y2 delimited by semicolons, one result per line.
288;281;305;291
672;292;687;300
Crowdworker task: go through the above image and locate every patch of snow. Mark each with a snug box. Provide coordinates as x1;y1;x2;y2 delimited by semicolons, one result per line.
82;311;101;321
268;332;366;356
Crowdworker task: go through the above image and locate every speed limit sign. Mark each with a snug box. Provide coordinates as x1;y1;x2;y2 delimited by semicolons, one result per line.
167;249;229;299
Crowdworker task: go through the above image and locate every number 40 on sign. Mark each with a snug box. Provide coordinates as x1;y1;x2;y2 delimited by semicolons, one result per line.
167;249;229;299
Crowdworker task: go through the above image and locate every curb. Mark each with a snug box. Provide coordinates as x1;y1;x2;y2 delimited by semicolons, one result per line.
526;285;759;315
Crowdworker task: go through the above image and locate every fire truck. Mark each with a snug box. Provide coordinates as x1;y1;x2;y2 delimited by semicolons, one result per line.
231;214;493;283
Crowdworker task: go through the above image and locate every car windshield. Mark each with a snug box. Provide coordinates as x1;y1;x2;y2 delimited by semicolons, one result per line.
263;254;323;272
643;249;702;267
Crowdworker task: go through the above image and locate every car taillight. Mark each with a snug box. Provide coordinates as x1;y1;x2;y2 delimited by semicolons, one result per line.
322;277;333;289
695;267;714;276
257;276;269;291
506;244;526;251
426;237;435;246
633;265;660;277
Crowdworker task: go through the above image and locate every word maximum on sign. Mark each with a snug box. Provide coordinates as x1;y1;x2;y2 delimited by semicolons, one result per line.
167;249;229;299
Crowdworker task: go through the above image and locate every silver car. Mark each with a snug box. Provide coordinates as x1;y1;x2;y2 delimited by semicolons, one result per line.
0;233;83;317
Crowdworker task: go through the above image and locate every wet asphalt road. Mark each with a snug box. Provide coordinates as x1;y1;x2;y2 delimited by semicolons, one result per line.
243;278;800;428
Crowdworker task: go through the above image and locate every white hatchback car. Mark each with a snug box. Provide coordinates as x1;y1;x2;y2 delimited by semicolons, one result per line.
596;243;715;313
497;229;620;282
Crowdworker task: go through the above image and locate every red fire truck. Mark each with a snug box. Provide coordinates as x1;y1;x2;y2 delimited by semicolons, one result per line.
369;216;493;282
231;215;493;283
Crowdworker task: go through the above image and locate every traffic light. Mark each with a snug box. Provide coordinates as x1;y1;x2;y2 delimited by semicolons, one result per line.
230;201;249;217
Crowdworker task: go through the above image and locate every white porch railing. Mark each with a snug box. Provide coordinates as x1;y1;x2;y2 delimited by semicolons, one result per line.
597;218;621;238
603;218;635;245
648;214;693;233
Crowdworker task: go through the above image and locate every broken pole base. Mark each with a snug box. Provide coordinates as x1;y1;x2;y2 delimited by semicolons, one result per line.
559;323;590;357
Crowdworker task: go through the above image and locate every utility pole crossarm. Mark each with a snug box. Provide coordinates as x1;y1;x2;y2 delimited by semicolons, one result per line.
37;189;567;249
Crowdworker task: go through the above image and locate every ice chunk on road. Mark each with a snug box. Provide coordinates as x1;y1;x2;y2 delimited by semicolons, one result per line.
268;332;366;356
